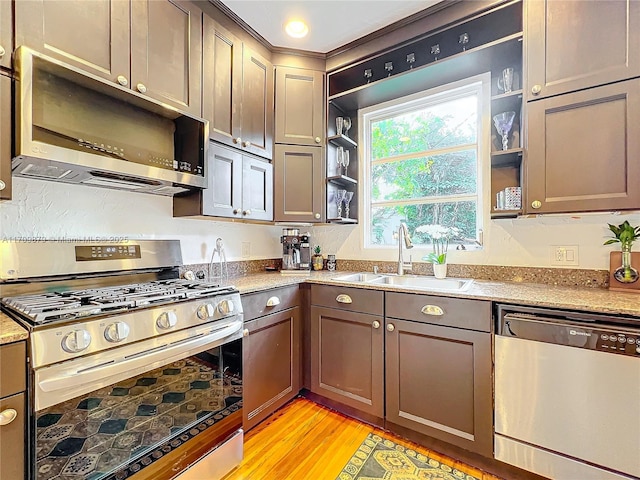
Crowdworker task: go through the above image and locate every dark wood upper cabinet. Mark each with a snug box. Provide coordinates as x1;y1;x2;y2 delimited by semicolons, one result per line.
131;0;203;116
202;17;273;160
275;66;324;146
525;0;640;101
242;154;273;221
203;142;243;218
0;0;12;70
526;78;640;213
273;144;324;223
15;0;130;83
0;73;11;200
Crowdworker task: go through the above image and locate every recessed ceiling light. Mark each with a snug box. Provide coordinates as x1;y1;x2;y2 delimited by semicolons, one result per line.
285;20;309;38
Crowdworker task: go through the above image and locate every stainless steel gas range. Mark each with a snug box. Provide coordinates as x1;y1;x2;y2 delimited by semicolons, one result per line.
0;240;244;480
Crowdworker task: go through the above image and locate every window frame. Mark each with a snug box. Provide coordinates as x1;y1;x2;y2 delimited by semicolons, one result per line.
359;73;491;250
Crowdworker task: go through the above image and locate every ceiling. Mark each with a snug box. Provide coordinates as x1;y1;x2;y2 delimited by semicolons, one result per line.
221;1;443;53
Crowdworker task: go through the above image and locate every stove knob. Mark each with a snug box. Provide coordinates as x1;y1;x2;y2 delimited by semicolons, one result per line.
156;311;177;330
197;304;215;320
217;299;235;316
104;321;130;343
62;329;92;353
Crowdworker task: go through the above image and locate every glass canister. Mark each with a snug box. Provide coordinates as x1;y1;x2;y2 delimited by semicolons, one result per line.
326;254;336;271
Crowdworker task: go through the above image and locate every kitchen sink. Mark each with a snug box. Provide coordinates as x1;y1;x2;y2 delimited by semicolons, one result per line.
368;275;474;291
332;272;385;282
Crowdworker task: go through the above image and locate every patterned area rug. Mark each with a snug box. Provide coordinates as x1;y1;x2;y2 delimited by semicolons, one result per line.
337;433;481;480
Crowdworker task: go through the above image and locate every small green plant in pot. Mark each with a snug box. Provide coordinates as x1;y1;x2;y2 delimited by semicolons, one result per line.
604;220;640;283
416;224;460;279
312;245;324;271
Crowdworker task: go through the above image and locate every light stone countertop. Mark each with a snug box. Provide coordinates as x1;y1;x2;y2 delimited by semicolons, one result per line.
0;311;28;345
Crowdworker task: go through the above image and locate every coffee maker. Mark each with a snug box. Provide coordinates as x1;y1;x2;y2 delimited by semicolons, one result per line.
280;229;311;271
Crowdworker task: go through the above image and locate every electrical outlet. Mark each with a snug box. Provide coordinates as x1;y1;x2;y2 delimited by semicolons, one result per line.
241;242;251;259
550;245;579;266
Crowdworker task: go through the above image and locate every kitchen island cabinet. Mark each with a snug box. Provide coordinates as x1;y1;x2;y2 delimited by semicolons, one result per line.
203;17;274;160
310;285;384;421
16;0;203;116
0;341;26;480
242;286;302;431
0;73;10;200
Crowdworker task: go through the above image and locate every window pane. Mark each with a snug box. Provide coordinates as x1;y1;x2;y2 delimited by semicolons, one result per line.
371;149;477;202
371;95;477;160
370;202;477;246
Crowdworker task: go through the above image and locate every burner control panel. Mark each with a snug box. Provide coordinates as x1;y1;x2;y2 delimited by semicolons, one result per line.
76;245;141;261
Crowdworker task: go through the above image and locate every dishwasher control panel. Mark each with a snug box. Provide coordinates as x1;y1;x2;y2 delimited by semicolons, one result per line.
597;332;640;355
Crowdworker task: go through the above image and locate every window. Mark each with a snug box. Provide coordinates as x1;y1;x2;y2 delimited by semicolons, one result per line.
361;77;487;248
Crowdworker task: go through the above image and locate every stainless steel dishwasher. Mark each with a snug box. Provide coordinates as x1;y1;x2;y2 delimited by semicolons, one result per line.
494;305;640;480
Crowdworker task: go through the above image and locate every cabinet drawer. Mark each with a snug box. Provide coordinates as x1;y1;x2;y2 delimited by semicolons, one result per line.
311;285;383;315
386;292;491;332
242;286;300;321
0;393;25;480
0;342;26;398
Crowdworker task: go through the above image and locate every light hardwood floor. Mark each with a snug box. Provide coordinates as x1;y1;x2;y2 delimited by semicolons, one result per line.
223;397;503;480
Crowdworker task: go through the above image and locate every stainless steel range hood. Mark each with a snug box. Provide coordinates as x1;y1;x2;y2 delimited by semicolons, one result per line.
13;47;209;196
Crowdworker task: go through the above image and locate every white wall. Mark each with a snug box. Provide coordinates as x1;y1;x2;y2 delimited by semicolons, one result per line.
2;177;638;270
0;178;283;264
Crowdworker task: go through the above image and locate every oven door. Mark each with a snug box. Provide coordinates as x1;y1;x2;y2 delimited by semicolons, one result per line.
31;320;243;480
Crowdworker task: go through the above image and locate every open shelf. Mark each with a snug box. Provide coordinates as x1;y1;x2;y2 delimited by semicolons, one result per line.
491;148;523;167
327;175;358;187
327;217;358;224
328;134;358;149
491;209;522;219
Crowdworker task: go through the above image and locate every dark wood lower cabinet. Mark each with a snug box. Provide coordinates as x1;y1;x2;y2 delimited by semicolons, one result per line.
243;307;301;431
310;305;384;419
385;318;493;457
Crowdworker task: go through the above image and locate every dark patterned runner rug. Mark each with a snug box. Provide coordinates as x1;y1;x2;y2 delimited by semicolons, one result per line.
336;433;481;480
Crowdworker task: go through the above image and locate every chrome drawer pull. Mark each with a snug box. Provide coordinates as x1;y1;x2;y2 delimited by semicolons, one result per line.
336;294;352;304
0;408;17;426
266;296;280;307
421;305;444;316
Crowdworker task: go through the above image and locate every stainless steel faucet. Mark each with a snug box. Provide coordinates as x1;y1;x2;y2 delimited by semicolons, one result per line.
397;223;413;275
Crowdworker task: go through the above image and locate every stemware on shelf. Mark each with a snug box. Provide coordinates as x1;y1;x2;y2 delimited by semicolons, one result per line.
343;150;350;176
343;191;354;218
493;111;516;151
336;116;344;135
343;117;352;137
335;189;346;218
336;146;344;173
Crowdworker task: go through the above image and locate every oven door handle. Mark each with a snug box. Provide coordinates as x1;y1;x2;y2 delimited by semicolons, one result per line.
35;320;242;411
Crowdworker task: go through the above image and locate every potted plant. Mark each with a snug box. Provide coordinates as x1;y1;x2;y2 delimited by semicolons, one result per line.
312;245;324;271
416;224;460;279
604;220;640;284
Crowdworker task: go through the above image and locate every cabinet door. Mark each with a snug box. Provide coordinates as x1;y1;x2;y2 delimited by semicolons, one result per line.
0;0;12;70
526;0;640;101
274;144;324;222
0;393;25;480
131;0;202;115
243;307;301;431
202;143;243;218
202;17;242;147
385;318;492;457
0;74;10;200
526;79;640;213
241;48;274;160
241;155;273;221
310;306;384;418
275;66;324;146
15;0;130;83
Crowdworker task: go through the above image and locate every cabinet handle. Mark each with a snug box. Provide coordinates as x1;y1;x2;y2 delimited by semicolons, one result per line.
243;328;249;337
0;179;5;191
421;305;444;316
336;294;352;304
242;209;251;216
233;137;242;144
232;209;240;215
0;45;5;58
136;83;147;93
531;200;542;209
242;141;251;148
266;296;280;307
372;320;380;329
314;137;321;144
0;408;17;426
531;84;542;95
314;213;321;219
386;323;395;332
116;75;128;86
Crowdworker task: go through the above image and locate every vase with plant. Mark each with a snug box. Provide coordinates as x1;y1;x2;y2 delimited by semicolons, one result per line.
604;220;640;284
312;245;324;271
416;224;460;279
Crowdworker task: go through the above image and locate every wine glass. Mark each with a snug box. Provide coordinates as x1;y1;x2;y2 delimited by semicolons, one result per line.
343;150;350;176
493;111;516;151
343;117;352;137
336;147;344;173
335;189;346;218
343;191;354;218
